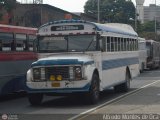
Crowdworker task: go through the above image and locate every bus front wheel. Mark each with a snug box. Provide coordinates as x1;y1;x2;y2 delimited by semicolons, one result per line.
85;74;100;104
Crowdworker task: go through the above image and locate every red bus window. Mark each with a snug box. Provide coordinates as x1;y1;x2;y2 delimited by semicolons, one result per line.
28;35;36;51
0;32;13;51
15;34;27;51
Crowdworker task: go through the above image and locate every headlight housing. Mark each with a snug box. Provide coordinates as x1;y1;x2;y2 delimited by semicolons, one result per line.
33;67;46;81
69;66;83;80
74;66;83;80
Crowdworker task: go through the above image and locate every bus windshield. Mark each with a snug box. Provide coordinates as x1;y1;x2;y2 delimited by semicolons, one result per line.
38;35;97;52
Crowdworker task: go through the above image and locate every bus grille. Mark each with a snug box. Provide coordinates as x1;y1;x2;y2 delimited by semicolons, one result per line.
46;66;69;80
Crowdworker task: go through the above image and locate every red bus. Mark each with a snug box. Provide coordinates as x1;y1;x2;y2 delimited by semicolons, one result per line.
0;24;37;95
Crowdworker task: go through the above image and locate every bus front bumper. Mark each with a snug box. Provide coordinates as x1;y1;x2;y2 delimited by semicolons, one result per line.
26;80;91;93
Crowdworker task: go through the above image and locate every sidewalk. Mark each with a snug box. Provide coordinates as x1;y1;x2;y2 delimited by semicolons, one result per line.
76;80;160;120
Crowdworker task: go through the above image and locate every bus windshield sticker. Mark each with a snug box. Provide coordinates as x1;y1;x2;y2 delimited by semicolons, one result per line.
51;25;84;31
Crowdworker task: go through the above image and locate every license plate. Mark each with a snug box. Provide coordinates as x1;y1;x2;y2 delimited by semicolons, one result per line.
52;82;60;87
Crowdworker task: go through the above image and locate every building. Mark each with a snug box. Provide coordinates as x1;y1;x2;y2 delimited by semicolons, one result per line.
13;4;80;27
0;3;97;27
73;12;97;22
0;6;13;25
144;4;160;22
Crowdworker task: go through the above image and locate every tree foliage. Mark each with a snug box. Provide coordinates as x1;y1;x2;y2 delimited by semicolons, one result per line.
138;21;160;41
0;0;16;20
84;0;135;24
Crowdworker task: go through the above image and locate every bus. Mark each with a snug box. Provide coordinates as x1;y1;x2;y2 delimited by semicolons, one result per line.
138;37;147;72
0;24;37;95
146;40;160;69
26;20;139;105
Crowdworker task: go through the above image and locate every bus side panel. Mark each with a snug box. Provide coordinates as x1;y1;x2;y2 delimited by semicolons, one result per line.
153;42;160;68
101;52;139;90
138;41;147;71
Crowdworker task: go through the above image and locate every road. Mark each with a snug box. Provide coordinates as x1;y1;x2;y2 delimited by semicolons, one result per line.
0;69;160;120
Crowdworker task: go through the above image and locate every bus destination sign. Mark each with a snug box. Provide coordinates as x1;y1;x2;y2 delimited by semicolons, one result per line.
51;25;84;31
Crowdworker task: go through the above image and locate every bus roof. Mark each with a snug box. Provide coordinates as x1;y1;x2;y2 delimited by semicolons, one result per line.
39;20;138;37
138;37;146;41
0;24;37;34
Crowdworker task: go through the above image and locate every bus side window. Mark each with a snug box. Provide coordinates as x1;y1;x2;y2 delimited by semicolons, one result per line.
124;38;127;51
131;39;136;51
15;34;27;51
118;38;121;51
107;37;111;52
121;38;124;51
127;38;130;51
111;37;115;52
133;39;135;51
99;37;106;52
115;37;118;51
0;32;13;51
135;39;138;51
28;35;36;51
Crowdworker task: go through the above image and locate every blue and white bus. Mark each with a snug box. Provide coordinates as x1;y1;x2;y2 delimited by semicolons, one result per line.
26;20;139;105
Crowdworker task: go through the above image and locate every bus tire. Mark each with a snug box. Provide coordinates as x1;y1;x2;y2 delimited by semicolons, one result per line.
86;74;100;104
28;93;43;106
114;70;130;93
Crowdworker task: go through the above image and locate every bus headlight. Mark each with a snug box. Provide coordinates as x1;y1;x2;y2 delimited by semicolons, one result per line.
33;68;41;80
75;66;82;80
33;67;46;81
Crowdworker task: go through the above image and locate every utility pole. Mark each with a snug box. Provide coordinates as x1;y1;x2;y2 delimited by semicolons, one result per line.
135;6;137;32
155;17;157;40
97;0;100;23
155;0;157;40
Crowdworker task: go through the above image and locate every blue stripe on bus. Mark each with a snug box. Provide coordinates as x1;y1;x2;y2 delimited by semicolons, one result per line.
102;57;139;70
31;59;94;67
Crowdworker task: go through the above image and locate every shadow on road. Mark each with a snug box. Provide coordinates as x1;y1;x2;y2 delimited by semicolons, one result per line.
35;88;136;108
0;92;26;102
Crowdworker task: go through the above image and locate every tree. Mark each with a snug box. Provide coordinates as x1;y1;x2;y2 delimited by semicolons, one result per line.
84;0;135;24
138;21;160;41
0;0;16;20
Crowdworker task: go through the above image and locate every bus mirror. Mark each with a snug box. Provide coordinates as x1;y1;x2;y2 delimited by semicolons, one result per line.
33;38;38;52
97;34;101;40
